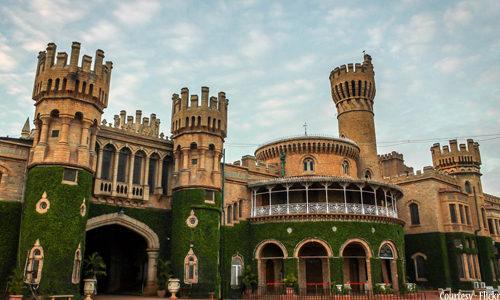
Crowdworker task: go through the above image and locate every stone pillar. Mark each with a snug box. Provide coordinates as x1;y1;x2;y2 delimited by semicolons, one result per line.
174;151;180;173
144;156;150;188
213;150;221;171
80;120;92;148
96;148;104;178
157;158;164;192
89;126;98;153
128;153;136;195
59;117;71;144
32;127;40;147
199;148;206;169
182;149;189;170
39;117;50;144
111;150;119;195
144;249;159;294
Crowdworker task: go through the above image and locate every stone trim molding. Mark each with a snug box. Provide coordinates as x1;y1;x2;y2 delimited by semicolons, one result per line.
86;213;160;250
293;237;333;258
378;240;399;259
254;239;288;259
339;237;373;258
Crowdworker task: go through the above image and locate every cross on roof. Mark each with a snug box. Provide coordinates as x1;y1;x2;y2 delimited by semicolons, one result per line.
303;122;307;136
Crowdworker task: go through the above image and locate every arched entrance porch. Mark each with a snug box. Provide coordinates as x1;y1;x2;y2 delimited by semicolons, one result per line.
294;239;332;294
255;240;287;294
86;213;160;294
341;239;372;292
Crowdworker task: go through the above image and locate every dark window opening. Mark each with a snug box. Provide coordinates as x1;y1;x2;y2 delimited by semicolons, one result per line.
450;204;458;223
101;149;113;180
416;256;426;279
63;168;78;182
51;130;59;137
117;151;128;183
148;158;157;194
410;203;420;225
133;155;143;185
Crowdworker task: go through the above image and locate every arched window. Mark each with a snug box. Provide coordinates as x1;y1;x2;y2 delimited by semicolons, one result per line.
410;203;420;225
184;249;198;283
231;256;243;286
465;182;471;194
342;160;349;175
72;244;82;283
364;170;371;180
233;202;238;221
414;255;427;280
303;158;314;171
26;239;44;284
227;206;232;224
380;244;394;259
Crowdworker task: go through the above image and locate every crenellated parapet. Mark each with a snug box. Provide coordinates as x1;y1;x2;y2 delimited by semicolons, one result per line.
379;151;404;161
430;139;481;174
101;110;166;139
241;155;280;176
171;87;228;138
32;42;112;112
383;166;459;185
329;54;375;116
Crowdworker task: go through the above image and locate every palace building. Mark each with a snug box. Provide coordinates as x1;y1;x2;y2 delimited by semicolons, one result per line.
0;42;499;297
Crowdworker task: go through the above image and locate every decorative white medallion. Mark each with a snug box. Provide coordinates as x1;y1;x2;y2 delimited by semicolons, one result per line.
332;226;337;232
372;227;376;233
287;227;292;234
186;210;198;227
80;198;87;216
36;191;50;214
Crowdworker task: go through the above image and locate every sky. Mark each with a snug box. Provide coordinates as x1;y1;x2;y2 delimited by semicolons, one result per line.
0;0;499;195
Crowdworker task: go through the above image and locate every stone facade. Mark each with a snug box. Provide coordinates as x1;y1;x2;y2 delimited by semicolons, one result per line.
0;41;499;295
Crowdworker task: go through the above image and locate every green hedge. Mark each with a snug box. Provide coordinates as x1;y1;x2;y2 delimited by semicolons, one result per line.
171;189;221;294
0;201;22;287
477;235;496;287
19;166;92;298
87;203;172;259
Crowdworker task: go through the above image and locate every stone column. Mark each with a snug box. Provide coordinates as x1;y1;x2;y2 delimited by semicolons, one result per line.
144;249;159;294
128;153;135;196
182;149;189;170
59;117;72;144
39;116;50;144
157;158;164;192
213;150;221;171
111;150;120;195
144;156;150;197
32;127;40;147
174;151;180;173
199;148;206;169
80;120;92;148
89;126;98;153
96;148;104;178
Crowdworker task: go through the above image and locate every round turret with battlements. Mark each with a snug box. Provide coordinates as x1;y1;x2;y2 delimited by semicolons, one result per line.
30;42;112;172
329;54;380;180
170;87;228;191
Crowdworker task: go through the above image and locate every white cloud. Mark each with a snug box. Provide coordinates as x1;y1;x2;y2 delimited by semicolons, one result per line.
283;55;316;72
268;3;284;18
325;7;363;24
240;30;271;58
113;0;161;25
0;51;17;71
165;23;202;52
32;0;90;24
82;21;121;43
434;57;461;73
397;14;436;45
444;1;479;30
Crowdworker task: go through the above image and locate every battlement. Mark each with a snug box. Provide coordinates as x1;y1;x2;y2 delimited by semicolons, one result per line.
171;87;228;138
431;139;481;173
100;110;168;139
383;166;459;185
379;151;404;161
329;54;376;113
241;155;280;176
33;42;113;111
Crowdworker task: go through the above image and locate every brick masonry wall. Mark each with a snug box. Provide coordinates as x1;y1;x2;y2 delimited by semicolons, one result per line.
0;140;30;202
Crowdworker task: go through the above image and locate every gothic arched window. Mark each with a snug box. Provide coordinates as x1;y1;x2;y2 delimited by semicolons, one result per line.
410;203;420;225
231;256;243;286
26;239;44;284
184;249;198;284
342;161;349;175
303;158;314;172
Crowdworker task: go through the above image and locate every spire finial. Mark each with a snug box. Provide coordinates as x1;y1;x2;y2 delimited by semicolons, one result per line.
303;122;307;136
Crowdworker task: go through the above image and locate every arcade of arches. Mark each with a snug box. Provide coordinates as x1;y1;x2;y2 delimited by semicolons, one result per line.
256;239;400;291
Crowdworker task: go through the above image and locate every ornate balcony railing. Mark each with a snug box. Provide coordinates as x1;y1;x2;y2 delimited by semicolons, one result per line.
252;202;397;218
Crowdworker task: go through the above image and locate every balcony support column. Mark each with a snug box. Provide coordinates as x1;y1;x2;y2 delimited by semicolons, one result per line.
96;148;104;179
340;182;348;214
384;188;388;216
128;153;135;197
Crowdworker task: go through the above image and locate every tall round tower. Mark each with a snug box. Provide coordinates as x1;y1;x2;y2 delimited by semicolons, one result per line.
19;42;112;295
329;54;380;180
170;87;228;291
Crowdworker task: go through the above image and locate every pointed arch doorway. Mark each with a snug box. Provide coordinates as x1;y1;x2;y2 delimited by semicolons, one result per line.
86;213;160;294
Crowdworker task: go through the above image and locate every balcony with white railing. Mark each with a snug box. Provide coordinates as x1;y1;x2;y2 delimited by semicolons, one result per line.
248;176;403;221
253;202;397;218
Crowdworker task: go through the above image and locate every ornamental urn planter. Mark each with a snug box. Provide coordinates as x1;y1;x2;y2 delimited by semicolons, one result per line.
84;278;97;300
168;278;181;299
286;287;294;295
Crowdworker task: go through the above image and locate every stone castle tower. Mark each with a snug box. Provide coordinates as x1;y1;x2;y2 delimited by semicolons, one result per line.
329;54;380;180
19;42;112;295
170;87;228;287
170;87;228;191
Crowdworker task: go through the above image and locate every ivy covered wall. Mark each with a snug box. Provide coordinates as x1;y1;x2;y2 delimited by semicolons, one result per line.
220;219;405;297
171;189;221;294
0;201;22;287
19;166;92;298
